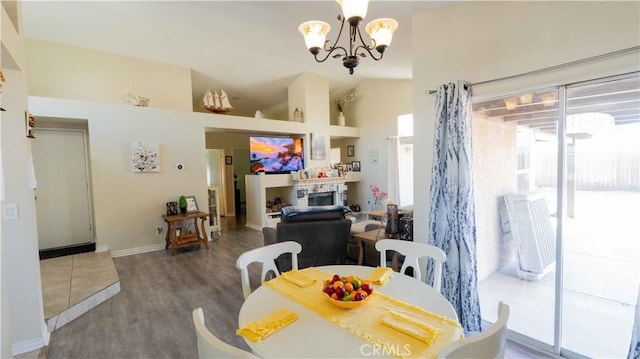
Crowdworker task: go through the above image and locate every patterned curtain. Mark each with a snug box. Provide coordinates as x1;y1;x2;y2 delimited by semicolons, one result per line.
629;284;640;359
427;81;481;334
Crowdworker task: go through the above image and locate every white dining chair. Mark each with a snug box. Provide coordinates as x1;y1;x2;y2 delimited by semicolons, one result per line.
236;241;302;299
192;307;258;359
437;301;510;359
375;239;446;291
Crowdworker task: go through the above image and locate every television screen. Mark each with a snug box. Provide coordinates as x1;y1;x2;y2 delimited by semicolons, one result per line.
250;136;304;174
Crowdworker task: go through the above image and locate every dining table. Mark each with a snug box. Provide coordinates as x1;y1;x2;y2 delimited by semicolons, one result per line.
237;265;461;358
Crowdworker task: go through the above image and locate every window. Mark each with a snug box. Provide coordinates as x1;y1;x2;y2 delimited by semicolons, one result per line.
397;114;413;207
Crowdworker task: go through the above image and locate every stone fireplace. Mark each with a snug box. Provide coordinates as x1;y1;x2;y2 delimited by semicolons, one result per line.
292;179;347;207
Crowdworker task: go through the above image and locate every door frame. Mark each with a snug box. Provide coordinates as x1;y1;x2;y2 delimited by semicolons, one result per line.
34;127;95;248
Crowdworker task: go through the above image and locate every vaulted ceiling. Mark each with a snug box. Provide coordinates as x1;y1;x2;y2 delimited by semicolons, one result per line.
20;1;449;118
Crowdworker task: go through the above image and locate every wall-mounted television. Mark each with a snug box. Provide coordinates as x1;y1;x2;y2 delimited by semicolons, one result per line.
249;136;304;174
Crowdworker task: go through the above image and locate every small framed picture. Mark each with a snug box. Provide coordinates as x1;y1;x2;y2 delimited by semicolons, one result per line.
347;145;355;157
225;156;233;165
185;195;199;213
166;201;178;215
352;161;361;172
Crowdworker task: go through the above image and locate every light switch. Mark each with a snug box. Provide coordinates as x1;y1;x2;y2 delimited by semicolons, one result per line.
2;203;18;220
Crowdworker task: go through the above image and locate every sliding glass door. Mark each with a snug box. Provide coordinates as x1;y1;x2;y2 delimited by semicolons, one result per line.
473;73;640;357
473;87;560;348
562;75;640;358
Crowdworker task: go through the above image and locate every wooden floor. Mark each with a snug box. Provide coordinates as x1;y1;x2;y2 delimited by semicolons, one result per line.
43;215;553;358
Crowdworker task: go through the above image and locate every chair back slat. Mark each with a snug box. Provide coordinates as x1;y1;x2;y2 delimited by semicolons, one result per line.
375;239;446;291
236;241;303;299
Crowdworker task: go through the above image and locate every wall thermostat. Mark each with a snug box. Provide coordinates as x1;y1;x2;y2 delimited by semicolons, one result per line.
176;163;184;170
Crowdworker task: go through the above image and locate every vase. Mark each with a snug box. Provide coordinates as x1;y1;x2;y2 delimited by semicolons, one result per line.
385;204;399;238
338;112;345;126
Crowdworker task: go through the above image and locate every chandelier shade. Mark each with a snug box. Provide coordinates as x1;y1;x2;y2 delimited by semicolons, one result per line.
299;21;331;54
298;0;398;75
336;0;369;25
365;18;398;51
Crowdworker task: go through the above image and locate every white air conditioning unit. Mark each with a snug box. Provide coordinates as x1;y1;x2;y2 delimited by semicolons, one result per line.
503;193;556;280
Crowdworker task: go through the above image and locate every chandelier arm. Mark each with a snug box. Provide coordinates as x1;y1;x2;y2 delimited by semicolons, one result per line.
355;44;384;61
311;14;350;63
353;26;384;61
313;45;349;63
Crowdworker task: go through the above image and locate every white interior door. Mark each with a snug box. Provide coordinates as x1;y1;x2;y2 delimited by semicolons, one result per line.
33;129;93;250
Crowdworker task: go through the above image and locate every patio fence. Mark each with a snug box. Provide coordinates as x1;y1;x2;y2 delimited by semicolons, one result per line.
534;150;640;191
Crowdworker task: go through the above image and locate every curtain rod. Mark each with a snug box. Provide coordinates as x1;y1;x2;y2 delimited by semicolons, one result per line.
425;46;640;95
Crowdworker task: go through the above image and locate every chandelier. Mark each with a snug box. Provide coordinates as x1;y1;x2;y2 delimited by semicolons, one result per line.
298;0;398;75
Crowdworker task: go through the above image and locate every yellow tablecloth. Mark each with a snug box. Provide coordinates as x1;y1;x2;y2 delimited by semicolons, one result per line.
264;267;463;359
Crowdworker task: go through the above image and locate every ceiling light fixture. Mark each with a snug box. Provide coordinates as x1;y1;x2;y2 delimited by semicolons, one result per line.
503;97;519;111
541;92;558;107
519;93;533;104
298;0;398;75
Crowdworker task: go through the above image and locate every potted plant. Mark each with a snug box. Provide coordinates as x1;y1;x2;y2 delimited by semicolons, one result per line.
178;195;188;214
335;91;357;126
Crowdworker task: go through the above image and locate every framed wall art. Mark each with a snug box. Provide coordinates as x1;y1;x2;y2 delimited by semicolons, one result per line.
132;142;160;172
311;133;326;160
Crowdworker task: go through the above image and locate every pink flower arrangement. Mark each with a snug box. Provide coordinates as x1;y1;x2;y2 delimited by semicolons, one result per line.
370;185;388;204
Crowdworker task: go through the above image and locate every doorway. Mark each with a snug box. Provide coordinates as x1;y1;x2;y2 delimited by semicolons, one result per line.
233;148;250;215
32;127;95;258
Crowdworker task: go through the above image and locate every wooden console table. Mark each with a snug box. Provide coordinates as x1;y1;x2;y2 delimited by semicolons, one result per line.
162;211;209;255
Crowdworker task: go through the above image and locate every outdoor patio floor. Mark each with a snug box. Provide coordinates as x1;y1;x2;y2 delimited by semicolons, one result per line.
478;191;639;358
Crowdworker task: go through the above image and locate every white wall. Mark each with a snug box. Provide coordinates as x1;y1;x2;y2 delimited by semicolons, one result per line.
1;2;48;355
0;70;46;357
412;1;640;245
350;80;412;213
25;39;193;111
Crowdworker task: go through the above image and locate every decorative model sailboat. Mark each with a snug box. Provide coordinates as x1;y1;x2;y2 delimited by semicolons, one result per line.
203;89;233;114
123;90;149;107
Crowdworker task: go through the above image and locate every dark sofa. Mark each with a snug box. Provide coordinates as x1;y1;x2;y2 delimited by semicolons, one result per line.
262;205;352;271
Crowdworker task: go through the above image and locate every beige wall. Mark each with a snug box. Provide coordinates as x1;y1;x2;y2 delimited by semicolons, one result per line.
28;97;210;254
413;1;640;245
25;39;193;111
350;80;412;213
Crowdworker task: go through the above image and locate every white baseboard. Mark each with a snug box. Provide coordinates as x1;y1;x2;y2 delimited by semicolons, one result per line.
245;223;261;231
41;322;50;345
95;244;109;253
110;243;165;258
12;332;46;356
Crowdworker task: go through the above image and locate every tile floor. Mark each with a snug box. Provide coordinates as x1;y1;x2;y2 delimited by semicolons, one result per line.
40;251;120;331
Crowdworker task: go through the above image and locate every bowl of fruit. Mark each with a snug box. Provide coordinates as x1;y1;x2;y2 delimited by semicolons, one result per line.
322;274;374;309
